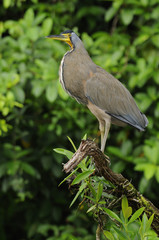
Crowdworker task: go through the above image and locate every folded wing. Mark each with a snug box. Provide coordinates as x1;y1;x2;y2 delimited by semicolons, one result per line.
86;67;148;131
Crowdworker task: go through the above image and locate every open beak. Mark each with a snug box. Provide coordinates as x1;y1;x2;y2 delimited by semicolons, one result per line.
46;33;73;49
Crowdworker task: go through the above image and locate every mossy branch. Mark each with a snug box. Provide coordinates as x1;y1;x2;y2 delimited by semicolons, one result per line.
63;139;159;235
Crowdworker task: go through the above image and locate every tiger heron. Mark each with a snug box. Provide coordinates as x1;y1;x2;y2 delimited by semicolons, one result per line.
46;30;148;153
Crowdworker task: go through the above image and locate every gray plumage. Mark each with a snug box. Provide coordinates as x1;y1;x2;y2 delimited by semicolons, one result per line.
86;67;148;131
47;31;148;152
61;32;148;131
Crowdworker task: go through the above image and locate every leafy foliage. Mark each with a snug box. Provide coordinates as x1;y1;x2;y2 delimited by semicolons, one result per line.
55;147;158;239
0;0;159;239
103;197;157;240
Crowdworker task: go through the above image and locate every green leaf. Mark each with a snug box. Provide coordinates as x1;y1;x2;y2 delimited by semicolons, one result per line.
128;207;145;224
21;162;40;178
121;9;134;25
72;170;94;185
155;167;159;183
141;0;148;6
99;201;106;205
103;231;114;240
107;146;123;158
144;164;156;180
121;140;132;156
124;207;132;220
134;34;149;45
144;144;159;164
146;213;154;230
27;27;39;41
67;136;77;151
57;82;69;100
105;0;123;22
85;195;96;203
122;196;132;220
24;8;34;27
87;204;97;213
141;212;148;234
46;82;58;103
135;93;152;112
96;182;103;201
13;86;25;103
87;182;96;199
32;80;45;97
154;71;159;85
59;168;78;186
112;225;128;240
7;160;20;175
53;148;73;159
82;33;93;48
44;59;58;80
34;13;46;25
144;146;154;162
135;163;157;179
42;18;53;36
105;7;117;22
82;133;87;140
77;158;89;172
3;0;11;8
70;182;87;207
103;208;123;224
122;196;128;210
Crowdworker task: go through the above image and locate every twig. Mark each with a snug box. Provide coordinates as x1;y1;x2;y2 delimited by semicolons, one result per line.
96;224;101;240
63;139;159;235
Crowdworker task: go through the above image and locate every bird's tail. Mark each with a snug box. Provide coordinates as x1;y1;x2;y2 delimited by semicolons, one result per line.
137;113;148;131
142;113;148;128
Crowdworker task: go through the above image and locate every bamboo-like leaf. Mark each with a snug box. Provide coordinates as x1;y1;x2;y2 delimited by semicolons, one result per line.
122;196;128;211
53;148;73;159
146;213;154;231
82;133;87;140
122;196;132;220
112;225;128;240
124;207;132;220
87;182;97;198
128;207;145;224
98;201;106;205
87;204;96;213
142;212;148;233
96;182;103;201
103;230;114;240
70;182;87;207
72;170;94;185
85;195;96;203
58;168;78;186
67;136;77;151
103;208;123;224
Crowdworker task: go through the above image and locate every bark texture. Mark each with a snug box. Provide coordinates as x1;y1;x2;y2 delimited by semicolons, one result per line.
63;139;159;235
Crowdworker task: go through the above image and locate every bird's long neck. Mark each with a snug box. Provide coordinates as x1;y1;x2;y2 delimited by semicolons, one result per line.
59;45;96;105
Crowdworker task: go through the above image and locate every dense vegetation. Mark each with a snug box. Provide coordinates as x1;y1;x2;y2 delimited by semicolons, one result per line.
0;0;159;239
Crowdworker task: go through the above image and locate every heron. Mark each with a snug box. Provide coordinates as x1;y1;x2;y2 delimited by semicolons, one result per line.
46;30;148;153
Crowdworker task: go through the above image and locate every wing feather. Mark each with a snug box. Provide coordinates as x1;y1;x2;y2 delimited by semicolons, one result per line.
86;67;148;130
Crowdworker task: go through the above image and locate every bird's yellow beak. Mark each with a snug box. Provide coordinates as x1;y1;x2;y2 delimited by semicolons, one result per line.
46;33;73;49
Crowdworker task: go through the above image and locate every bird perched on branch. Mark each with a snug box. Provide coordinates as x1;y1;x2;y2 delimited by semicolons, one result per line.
46;30;148;153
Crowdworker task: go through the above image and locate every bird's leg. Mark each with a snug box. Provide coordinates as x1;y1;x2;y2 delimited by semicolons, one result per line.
101;120;111;153
99;120;105;152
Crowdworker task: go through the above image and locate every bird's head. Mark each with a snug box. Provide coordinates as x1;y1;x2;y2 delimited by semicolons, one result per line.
46;30;80;50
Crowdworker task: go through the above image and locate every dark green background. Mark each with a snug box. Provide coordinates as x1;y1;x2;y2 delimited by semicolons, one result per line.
0;0;159;239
